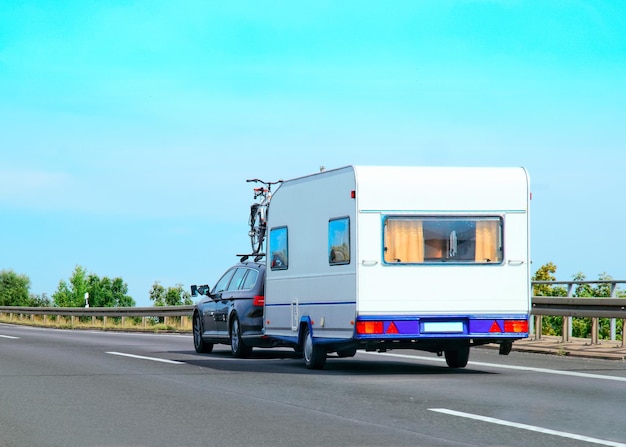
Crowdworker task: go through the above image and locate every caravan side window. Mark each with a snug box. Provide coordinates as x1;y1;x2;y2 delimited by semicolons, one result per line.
269;226;288;270
328;217;350;265
383;216;503;264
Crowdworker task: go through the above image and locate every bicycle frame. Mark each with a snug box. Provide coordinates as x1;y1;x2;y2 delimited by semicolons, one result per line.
246;178;282;255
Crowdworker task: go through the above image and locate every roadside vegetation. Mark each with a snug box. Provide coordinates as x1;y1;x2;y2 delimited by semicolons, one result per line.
0;265;192;308
0;266;193;331
0;312;191;332
532;262;625;340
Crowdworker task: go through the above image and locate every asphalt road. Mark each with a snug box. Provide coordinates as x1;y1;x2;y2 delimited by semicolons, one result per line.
1;323;625;447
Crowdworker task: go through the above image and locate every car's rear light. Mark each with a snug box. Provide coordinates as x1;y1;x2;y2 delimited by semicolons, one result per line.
253;295;265;306
356;321;384;334
503;320;528;333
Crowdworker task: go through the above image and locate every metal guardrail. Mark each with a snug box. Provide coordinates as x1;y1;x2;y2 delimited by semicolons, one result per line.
1;280;624;343
0;305;195;330
531;297;626;318
531;280;626;346
0;305;194;317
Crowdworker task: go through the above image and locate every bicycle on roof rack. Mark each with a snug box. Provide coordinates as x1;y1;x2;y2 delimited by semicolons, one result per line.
245;178;283;257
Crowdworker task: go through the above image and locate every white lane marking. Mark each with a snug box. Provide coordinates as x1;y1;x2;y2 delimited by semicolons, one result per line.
0;334;20;339
360;352;626;382
430;408;626;447
106;351;184;365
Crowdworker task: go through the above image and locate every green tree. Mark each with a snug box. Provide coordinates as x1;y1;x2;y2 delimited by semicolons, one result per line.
532;262;567;336
533;265;624;340
28;293;52;307
53;266;135;307
149;282;192;306
0;270;31;306
53;266;87;307
532;262;567;296
571;272;621;339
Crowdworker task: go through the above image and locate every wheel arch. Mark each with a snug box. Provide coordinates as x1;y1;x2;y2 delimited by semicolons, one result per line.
297;317;313;350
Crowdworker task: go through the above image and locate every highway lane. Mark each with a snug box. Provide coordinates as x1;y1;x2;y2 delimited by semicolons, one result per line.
1;323;625;447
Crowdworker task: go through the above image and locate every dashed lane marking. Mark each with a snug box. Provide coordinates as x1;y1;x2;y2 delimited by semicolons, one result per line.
106;351;184;365
430;408;626;447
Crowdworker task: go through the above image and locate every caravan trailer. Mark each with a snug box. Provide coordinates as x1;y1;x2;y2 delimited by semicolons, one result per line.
263;165;531;369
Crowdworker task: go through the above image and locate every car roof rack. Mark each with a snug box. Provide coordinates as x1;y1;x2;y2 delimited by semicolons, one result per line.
236;253;266;263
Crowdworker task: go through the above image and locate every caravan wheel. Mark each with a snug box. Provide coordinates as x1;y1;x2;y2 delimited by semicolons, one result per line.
444;343;470;368
303;326;326;370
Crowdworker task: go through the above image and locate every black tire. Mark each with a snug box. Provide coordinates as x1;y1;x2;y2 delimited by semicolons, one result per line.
230;317;253;358
303;325;326;369
250;225;265;254
249;205;265;254
193;312;213;354
444;343;470;368
248;203;260;227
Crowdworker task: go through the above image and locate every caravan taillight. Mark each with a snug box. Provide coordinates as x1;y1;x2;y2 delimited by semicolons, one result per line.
356;321;383;334
252;295;265;306
504;320;528;333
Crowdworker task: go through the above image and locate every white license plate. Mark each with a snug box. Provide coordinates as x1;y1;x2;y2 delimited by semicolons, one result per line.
422;322;464;333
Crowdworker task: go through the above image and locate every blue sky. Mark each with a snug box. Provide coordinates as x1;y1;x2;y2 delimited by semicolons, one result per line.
1;1;625;307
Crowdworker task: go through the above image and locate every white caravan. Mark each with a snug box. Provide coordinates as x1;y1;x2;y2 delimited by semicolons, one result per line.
263;165;531;369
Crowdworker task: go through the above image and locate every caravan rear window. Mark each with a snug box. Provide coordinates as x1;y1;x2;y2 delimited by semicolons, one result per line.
383;216;503;264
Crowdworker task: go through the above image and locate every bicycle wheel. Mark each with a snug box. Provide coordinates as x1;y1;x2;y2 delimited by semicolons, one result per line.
250;226;265;254
249;203;260;228
249;205;265;254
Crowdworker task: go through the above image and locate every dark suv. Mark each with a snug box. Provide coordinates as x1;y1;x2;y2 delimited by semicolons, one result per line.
191;261;273;357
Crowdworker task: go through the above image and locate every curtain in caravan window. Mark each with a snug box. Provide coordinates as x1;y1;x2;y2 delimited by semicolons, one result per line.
475;220;499;262
384;219;424;263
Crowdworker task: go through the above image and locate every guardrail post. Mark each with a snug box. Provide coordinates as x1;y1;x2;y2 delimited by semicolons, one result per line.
535;315;542;340
610;282;617;341
562;316;570;343
566;283;575;342
591;318;599;345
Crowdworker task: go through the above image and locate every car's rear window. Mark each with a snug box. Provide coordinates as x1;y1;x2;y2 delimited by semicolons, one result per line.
241;269;258;290
228;268;249;291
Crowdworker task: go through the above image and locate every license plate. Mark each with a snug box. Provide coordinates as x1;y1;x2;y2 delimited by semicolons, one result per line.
422;321;464;333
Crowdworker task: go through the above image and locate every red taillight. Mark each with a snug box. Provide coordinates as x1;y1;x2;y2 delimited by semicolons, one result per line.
504;320;528;333
253;295;265;306
356;321;383;334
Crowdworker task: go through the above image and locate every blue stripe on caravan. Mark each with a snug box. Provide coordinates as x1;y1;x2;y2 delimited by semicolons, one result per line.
265;301;357;308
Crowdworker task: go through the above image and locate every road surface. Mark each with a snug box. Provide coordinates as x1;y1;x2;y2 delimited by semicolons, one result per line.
1;323;625;447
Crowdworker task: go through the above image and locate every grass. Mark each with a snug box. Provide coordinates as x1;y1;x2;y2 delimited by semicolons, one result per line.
0;313;192;333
